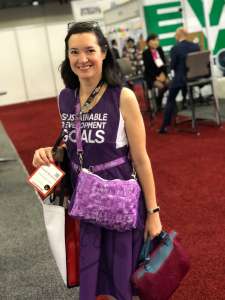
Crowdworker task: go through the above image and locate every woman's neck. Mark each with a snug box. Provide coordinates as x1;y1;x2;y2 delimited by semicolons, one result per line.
79;77;102;100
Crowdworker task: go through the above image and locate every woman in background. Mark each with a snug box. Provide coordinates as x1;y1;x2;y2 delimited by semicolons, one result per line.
143;34;169;112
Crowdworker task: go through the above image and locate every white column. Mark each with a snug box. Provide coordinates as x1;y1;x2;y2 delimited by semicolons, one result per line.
202;0;221;125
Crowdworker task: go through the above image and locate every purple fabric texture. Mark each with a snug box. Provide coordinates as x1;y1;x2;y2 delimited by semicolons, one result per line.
58;86;146;300
69;169;141;231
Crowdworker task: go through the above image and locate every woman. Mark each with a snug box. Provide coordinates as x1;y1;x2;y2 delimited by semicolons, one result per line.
143;33;169;112
32;22;162;300
122;37;144;76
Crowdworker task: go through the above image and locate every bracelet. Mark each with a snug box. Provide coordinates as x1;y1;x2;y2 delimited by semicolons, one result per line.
147;206;160;215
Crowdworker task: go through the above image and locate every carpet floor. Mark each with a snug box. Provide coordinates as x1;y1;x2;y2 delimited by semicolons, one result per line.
0;96;225;300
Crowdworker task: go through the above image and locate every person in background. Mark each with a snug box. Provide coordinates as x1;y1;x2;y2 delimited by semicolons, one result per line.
111;39;120;59
159;28;200;133
122;37;134;58
32;21;162;300
123;37;144;76
137;33;146;52
143;34;169;112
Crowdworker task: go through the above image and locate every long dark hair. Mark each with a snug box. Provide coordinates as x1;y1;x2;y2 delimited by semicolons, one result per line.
60;21;122;89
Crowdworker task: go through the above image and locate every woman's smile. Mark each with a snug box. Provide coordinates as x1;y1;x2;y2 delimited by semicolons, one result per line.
77;64;93;71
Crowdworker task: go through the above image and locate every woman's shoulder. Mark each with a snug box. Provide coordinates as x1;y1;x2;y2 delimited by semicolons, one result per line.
58;88;75;113
158;46;165;55
106;84;122;97
59;87;74;99
120;87;137;106
120;87;140;120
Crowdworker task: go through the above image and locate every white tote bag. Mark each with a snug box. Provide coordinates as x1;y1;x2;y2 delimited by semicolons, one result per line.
41;197;80;288
42;201;67;285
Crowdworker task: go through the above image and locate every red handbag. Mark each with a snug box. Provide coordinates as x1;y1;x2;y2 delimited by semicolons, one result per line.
132;231;190;300
65;212;80;287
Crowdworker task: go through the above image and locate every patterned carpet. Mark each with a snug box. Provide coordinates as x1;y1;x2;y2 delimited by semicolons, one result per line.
0;95;225;299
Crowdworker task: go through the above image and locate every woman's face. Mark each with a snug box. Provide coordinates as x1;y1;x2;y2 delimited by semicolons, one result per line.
68;32;106;81
148;38;159;49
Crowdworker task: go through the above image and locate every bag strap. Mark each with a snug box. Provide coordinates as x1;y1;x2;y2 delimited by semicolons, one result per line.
75;98;83;153
52;129;66;155
138;231;168;264
71;156;128;173
74;86;136;176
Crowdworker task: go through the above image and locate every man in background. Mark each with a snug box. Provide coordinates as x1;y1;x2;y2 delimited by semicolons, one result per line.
111;39;120;59
159;28;200;133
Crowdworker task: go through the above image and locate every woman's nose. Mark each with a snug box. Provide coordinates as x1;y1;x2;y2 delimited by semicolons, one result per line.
78;52;88;63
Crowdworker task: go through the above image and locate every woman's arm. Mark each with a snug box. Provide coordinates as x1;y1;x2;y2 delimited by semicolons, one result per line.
120;87;162;239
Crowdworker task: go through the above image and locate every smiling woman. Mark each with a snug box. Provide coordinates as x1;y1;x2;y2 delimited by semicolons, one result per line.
67;33;106;83
32;21;162;300
60;21;121;91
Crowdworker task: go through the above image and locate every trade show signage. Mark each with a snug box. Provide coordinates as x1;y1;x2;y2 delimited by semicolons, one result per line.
142;0;225;54
71;0;104;22
142;0;183;51
184;0;225;54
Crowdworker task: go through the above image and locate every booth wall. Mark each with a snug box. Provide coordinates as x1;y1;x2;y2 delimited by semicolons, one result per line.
0;3;73;106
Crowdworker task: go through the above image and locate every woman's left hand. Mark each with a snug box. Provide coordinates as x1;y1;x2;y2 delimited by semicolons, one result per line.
144;213;162;240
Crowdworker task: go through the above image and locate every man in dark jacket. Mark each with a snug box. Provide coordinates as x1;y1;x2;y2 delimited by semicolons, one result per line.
159;28;200;133
143;34;169;111
111;39;120;59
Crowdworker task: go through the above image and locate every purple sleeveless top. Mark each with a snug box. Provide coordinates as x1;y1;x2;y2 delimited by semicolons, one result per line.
58;86;134;182
58;85;145;300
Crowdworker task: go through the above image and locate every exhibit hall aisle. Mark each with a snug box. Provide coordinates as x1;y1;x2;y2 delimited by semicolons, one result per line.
0;123;78;299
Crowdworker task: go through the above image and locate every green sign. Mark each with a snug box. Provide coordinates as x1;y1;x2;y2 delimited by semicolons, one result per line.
143;1;183;49
143;0;225;54
187;0;225;54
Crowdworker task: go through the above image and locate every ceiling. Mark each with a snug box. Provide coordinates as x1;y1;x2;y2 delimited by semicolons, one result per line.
0;0;131;10
0;0;69;9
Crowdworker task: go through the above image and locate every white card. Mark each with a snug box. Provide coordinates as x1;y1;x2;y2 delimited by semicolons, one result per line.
155;57;164;68
28;163;65;198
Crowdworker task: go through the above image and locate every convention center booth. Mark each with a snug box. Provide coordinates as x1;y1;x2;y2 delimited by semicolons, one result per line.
0;0;224;131
0;0;224;110
1;1;225;299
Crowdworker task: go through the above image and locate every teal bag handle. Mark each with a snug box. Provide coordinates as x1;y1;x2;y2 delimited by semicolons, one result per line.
138;231;169;264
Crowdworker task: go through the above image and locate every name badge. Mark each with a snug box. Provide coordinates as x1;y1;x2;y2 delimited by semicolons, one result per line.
28;163;65;198
155;57;164;68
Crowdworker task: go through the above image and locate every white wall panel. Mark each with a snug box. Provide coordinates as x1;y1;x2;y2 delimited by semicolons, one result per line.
104;0;139;26
46;23;68;94
16;25;56;101
0;30;27;106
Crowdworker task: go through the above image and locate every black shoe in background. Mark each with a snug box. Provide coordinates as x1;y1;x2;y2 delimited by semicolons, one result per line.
158;128;168;134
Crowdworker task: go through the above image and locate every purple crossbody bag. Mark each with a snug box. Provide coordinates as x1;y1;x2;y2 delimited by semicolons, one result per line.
68;90;141;231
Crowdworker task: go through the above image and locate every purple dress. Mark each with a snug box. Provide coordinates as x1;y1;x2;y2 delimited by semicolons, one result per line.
58;85;146;300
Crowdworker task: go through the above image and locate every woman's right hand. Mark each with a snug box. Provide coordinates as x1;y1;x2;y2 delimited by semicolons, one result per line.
156;72;166;83
32;147;54;168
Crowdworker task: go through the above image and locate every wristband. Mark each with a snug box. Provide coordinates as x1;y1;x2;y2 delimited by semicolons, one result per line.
147;206;160;214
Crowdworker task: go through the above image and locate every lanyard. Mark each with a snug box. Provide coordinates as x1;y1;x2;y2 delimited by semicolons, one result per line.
74;80;104;166
151;49;159;60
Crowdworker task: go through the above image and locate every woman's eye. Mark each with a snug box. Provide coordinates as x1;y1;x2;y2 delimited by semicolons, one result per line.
69;49;78;55
87;49;95;53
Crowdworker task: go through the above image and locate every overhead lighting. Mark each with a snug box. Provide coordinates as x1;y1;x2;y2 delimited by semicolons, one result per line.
32;1;39;6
